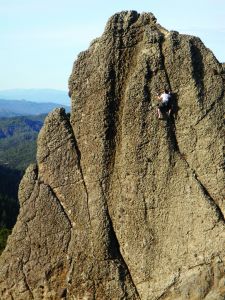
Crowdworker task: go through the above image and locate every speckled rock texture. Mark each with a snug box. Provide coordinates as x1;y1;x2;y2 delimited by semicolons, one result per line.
0;11;224;300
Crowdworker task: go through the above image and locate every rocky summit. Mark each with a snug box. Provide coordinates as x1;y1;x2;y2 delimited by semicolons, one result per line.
0;11;225;300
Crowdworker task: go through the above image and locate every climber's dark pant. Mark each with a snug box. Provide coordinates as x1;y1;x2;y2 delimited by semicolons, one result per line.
158;102;170;113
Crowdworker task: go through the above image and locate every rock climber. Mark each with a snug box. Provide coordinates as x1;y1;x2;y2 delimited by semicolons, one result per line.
156;88;172;119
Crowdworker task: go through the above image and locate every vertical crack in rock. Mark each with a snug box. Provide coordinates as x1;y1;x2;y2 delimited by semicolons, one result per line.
159;39;173;92
65;114;92;226
36;179;73;258
155;269;181;300
165;118;180;154
23;225;31;265
191;171;225;223
167;125;225;223
195;87;225;125
100;180;141;299
189;39;205;104
140;64;154;215
101;64;118;187
41;181;73;231
21;263;34;300
182;155;225;223
99;51;143;295
73;140;92;226
109;219;141;299
20;225;33;298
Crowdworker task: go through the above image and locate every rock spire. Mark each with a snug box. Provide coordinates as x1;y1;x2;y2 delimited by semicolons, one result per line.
0;11;225;300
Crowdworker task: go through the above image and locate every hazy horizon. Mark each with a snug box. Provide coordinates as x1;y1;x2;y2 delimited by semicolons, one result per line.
0;88;67;93
0;88;70;105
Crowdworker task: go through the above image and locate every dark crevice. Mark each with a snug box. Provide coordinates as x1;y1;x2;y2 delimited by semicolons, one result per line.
158;39;172;92
59;288;67;298
104;65;118;162
103;41;140;175
165;116;180;153
98;176;140;297
159;38;181;144
105;207;141;299
92;282;97;300
143;61;152;103
189;40;205;105
101;41;145;188
159;39;181;120
137;60;153;221
100;48;142;297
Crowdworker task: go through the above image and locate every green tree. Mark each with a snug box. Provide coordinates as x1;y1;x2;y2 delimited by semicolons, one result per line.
0;227;11;254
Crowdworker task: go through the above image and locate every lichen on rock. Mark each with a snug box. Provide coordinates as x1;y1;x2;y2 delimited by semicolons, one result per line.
0;11;225;300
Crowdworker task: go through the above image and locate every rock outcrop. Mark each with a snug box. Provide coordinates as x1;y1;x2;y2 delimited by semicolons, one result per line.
0;11;225;300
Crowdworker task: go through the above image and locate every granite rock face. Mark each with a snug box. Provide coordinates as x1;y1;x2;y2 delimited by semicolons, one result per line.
0;11;225;300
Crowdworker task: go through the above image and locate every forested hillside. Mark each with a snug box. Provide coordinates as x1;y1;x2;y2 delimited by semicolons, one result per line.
0;115;45;253
0;115;45;169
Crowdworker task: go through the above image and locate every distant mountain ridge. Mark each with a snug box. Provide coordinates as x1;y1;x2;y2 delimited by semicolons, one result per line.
0;98;70;118
0;88;70;106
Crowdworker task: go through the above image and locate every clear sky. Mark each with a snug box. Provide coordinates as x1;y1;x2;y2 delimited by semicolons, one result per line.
1;0;224;91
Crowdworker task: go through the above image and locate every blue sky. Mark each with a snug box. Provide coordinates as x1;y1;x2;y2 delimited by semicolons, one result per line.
1;0;224;91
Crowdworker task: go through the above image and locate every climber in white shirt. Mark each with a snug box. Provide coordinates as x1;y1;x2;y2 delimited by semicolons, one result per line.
157;88;172;119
